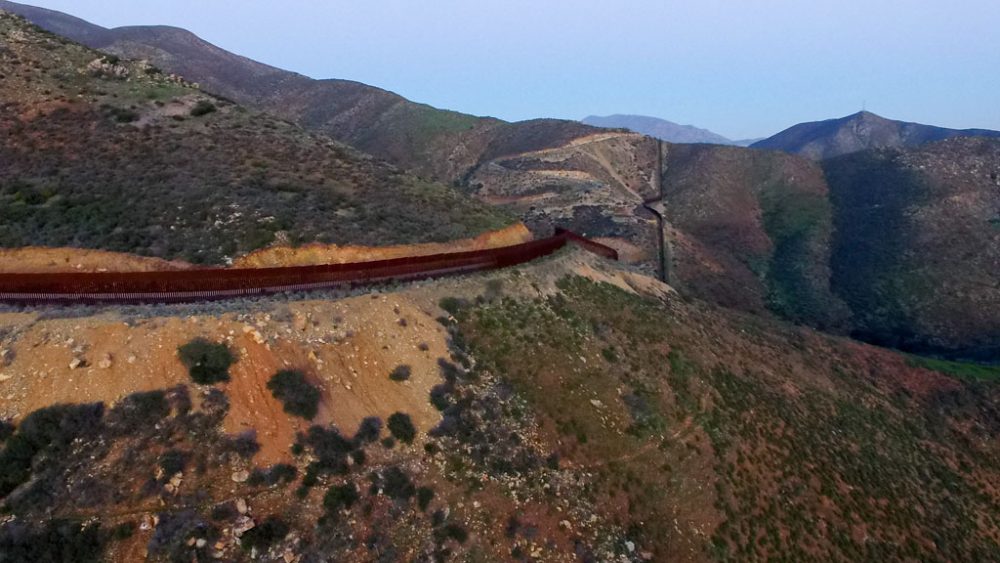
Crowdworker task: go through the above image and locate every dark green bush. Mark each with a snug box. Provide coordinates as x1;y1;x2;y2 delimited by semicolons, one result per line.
240;516;288;550
387;412;417;444
177;339;234;384
267;370;320;420
112;522;136;541
417;486;435;511
439;297;469;316
389;365;412;382
323;484;359;513
190;100;217;117
378;466;415;500
352;417;382;446
0;519;105;563
158;449;187;476
444;523;468;544
0;403;104;498
106;390;170;434
0;419;14;443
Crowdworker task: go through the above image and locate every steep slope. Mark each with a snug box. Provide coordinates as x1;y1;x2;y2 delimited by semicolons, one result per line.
824;137;1000;359
582;114;735;145
753;110;1000;160
0;250;996;562
0;0;605;184
468;135;848;328
0;11;514;264
662;144;849;328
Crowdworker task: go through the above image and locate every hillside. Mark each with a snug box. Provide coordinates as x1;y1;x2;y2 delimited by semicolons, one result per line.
0;0;609;185
582;114;736;145
5;2;999;359
0;11;514;264
0;249;997;562
753;111;1000;160
824;137;1000;359
467;134;849;328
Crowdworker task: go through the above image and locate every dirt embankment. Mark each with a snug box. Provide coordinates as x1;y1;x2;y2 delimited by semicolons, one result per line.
0;247;194;274
232;223;532;268
0;224;532;273
0;295;451;465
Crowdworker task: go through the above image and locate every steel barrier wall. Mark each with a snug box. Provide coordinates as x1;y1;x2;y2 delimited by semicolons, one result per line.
0;231;618;304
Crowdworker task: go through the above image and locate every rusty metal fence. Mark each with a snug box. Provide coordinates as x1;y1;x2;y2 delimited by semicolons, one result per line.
0;230;617;304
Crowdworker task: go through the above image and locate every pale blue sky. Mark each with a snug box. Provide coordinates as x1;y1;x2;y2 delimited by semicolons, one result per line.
21;0;1000;139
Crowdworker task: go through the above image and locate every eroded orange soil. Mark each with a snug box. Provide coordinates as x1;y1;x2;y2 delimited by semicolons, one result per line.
0;295;448;465
0;247;194;273
0;224;531;273
232;223;532;268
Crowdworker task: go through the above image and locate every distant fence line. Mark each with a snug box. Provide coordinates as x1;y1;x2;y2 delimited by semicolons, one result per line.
0;229;617;305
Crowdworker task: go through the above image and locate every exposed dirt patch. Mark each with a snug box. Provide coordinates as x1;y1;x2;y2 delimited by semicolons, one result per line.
233;223;531;268
0;248;194;273
0;296;448;465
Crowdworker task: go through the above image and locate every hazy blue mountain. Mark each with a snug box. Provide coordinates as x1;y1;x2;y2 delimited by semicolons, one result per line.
582;114;736;145
752;110;1000;159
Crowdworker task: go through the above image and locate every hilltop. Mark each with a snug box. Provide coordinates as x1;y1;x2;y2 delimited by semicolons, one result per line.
0;11;514;264
752;111;1000;160
582;114;741;145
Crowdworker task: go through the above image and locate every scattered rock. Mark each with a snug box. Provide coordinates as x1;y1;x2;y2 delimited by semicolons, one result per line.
231;470;250;483
233;516;255;537
69;358;83;370
236;498;248;515
98;354;113;369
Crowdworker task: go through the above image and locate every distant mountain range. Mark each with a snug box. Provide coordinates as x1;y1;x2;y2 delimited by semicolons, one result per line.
752;111;1000;160
581;115;759;146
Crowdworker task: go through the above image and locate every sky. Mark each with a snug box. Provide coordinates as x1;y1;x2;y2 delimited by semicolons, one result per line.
20;0;1000;139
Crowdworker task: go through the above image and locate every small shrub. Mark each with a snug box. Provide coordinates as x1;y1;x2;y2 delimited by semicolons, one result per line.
429;384;451;411
380;467;415;500
267;370;320;420
0;519;106;562
352;417;382;445
226;431;260;459
190;100;217;117
444;524;468;544
417;486;435;511
240;516;288;550
439;297;469;316
112;521;136;541
323;484;359;513
177;338;234;384
389;365;412;382
158;449;187;477
387;412;417;444
0;419;15;443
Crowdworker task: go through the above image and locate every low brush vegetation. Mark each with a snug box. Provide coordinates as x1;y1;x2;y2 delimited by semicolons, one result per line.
177;338;235;384
437;274;1000;561
267;370;321;420
0;13;514;264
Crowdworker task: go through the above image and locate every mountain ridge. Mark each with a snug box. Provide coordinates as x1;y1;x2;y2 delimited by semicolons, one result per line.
581;114;741;145
753;110;1000;159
